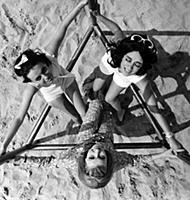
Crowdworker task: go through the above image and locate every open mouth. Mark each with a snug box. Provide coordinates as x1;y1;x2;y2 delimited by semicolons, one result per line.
44;77;53;84
46;74;54;83
47;79;53;83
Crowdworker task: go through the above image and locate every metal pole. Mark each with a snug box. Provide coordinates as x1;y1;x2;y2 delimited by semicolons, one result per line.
27;104;51;144
88;0;98;25
93;23;110;49
31;142;163;150
130;83;164;140
66;25;94;71
0;144;33;165
0;141;163;165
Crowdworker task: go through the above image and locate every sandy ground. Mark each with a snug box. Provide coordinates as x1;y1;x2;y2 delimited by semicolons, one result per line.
0;0;190;199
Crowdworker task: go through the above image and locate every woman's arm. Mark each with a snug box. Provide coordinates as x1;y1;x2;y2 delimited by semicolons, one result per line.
137;78;172;136
92;10;125;42
137;78;186;150
45;0;88;57
0;85;37;155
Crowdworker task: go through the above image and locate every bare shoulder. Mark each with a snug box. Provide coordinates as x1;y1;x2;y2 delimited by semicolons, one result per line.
43;45;58;58
23;84;38;99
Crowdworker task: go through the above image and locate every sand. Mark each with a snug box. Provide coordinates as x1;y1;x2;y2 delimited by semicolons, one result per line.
0;0;190;199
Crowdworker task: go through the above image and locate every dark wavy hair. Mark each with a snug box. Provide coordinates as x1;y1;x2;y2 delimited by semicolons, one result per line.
14;49;51;82
78;143;114;189
108;34;158;75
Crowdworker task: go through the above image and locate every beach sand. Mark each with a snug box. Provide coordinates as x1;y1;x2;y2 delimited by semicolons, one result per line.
0;0;190;199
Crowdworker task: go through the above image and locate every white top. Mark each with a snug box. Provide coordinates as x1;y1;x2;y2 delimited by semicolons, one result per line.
99;52;146;88
30;55;75;102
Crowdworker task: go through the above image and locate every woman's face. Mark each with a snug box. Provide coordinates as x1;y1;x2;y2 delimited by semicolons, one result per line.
119;51;143;76
85;144;107;169
27;63;53;87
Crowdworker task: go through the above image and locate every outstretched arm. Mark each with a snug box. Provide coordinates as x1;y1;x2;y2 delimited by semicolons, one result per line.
92;8;125;42
0;85;37;155
45;0;88;57
138;78;173;136
137;77;183;150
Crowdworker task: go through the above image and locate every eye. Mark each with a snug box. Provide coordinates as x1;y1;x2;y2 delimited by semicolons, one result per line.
125;56;131;62
100;155;106;160
89;156;95;160
35;75;42;81
134;62;142;68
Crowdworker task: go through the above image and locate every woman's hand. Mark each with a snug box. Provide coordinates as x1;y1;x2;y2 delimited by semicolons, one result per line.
90;3;100;16
80;0;88;7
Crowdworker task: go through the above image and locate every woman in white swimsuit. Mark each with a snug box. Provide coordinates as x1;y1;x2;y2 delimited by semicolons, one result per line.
89;11;187;155
0;0;88;155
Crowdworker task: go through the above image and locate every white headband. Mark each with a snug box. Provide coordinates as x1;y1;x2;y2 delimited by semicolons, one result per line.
14;54;28;69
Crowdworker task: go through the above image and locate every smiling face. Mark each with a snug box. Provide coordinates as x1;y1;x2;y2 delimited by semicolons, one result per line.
119;51;143;76
27;63;53;87
85;144;107;170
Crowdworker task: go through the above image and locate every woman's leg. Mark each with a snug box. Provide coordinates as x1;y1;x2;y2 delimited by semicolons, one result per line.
93;78;106;92
105;80;125;122
65;80;86;119
50;94;82;124
93;66;110;92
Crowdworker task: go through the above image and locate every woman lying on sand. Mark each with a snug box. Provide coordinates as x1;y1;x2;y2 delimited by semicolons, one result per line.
0;0;88;156
83;8;190;161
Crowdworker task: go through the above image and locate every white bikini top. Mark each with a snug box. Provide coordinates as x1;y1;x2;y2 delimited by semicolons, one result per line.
29;55;75;102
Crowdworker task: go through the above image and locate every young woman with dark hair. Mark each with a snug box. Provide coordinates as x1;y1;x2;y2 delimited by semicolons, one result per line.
0;0;88;156
87;11;189;157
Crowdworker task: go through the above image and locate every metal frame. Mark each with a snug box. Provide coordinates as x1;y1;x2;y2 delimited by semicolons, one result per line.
0;0;166;165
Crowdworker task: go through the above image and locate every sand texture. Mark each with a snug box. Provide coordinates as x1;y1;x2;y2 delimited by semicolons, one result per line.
0;0;190;199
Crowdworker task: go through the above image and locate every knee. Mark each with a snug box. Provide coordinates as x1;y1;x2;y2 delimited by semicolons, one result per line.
93;78;105;92
105;95;114;104
93;82;101;92
80;107;86;118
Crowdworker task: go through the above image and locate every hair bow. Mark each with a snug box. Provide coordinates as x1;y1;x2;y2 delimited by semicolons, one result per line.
14;54;28;69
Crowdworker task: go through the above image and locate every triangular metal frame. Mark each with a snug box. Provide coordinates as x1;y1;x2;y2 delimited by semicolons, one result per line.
0;0;168;165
